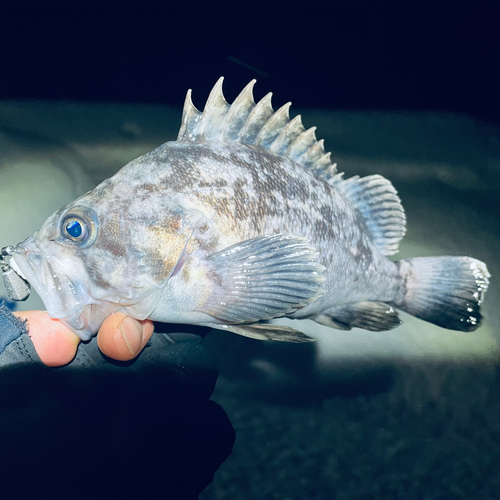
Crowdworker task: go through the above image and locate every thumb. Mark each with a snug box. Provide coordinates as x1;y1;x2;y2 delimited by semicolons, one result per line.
97;312;154;361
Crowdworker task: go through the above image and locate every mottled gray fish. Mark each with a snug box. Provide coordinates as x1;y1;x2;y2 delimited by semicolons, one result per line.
11;78;490;341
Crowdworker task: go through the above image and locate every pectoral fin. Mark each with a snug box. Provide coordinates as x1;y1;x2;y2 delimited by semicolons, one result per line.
201;233;326;324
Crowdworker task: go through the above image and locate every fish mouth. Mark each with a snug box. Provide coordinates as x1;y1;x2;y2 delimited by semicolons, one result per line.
12;234;97;339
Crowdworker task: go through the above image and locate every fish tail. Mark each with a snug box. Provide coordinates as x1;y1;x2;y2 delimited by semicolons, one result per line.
392;256;490;331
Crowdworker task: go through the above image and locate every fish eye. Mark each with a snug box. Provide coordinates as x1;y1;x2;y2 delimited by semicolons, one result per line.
60;207;98;248
64;218;86;241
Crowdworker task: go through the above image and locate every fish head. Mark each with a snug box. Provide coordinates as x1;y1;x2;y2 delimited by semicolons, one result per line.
11;179;199;340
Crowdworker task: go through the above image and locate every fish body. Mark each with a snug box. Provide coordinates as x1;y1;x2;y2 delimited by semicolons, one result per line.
12;79;490;341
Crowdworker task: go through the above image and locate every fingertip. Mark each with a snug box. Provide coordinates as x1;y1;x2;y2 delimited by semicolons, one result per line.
13;311;80;367
97;313;153;361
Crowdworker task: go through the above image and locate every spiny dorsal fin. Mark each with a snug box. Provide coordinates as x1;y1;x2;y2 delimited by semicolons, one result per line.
177;79;406;255
177;77;339;180
337;174;406;255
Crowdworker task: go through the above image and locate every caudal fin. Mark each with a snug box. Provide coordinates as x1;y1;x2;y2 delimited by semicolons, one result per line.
393;256;490;331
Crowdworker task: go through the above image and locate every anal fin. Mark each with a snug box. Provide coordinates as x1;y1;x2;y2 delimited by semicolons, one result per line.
314;314;351;330
318;302;401;332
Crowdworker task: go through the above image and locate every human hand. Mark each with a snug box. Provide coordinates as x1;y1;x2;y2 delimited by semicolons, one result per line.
12;310;154;367
1;310;233;500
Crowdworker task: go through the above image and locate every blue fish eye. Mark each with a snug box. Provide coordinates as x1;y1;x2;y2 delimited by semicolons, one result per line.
63;217;89;243
60;207;98;248
66;219;83;239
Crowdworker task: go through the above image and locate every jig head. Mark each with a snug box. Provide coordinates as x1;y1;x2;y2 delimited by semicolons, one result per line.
1;245;31;301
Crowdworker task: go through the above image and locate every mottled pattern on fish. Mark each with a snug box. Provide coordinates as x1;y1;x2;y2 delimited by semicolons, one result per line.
12;78;490;341
113;141;398;312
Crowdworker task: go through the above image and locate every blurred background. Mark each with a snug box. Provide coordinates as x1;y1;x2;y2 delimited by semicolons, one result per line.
0;2;498;122
1;1;499;498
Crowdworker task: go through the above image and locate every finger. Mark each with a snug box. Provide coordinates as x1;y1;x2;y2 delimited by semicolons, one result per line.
97;312;154;361
13;310;81;367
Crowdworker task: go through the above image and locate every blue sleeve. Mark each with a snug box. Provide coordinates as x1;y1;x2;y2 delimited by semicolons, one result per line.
0;300;27;354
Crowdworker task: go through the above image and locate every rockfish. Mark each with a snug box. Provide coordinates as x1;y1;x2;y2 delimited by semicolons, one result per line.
11;78;490;341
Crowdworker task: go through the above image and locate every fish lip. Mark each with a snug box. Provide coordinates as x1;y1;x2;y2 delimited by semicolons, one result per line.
12;235;86;321
11;241;46;302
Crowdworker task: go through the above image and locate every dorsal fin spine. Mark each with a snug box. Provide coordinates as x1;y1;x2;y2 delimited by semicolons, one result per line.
255;102;292;148
177;79;338;179
287;126;317;160
239;92;274;143
200;77;230;141
220;79;256;141
314;152;332;174
298;137;326;170
270;115;305;154
321;163;339;183
177;89;202;141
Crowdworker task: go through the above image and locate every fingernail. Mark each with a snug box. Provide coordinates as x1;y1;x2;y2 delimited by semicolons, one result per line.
118;316;143;356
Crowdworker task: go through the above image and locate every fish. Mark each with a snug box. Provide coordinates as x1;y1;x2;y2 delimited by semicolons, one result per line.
11;78;490;342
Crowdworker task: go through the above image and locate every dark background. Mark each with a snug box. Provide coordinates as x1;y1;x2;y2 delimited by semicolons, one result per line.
1;1;498;123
